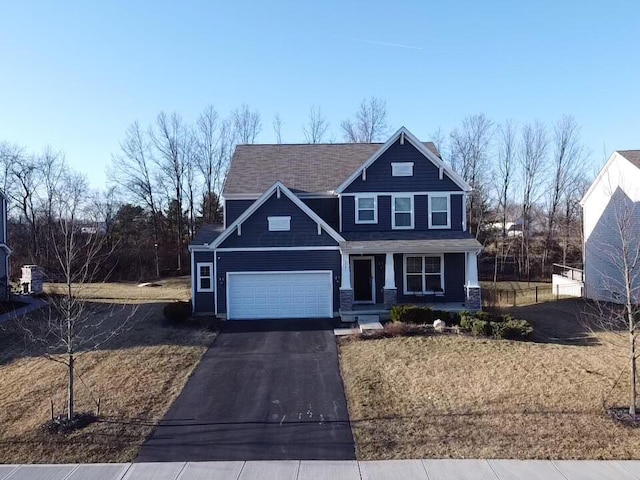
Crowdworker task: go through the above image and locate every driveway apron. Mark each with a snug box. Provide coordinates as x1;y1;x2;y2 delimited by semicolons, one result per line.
136;319;356;461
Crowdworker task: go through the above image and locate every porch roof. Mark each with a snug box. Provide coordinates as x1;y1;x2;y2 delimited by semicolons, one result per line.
342;237;482;254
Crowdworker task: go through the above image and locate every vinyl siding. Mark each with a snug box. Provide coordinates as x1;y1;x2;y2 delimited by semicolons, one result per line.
216;250;341;314
343;139;462;193
219;191;339;248
394;252;466;303
302;197;339;230
193;250;216;314
342;193;464;232
224;199;255;226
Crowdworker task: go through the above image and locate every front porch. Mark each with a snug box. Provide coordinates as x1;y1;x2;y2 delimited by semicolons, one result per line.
338;244;482;320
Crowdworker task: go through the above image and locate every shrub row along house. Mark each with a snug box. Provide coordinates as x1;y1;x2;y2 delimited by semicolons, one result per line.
189;127;482;320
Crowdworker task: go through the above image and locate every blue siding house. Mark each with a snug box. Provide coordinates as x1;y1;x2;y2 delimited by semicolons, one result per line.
190;127;482;320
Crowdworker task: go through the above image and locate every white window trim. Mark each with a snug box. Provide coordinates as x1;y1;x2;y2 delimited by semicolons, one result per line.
428;193;451;229
403;254;445;295
391;162;414;177
392;194;414;230
267;216;291;231
355;195;378;224
196;262;214;292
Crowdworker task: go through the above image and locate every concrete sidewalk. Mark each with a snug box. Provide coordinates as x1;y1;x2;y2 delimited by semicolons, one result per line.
2;459;640;479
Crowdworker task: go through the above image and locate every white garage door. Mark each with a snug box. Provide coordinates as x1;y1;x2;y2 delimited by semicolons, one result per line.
227;271;333;320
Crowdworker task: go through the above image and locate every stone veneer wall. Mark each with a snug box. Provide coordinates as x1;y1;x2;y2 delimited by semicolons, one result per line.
383;288;397;310
340;289;354;312
465;286;482;311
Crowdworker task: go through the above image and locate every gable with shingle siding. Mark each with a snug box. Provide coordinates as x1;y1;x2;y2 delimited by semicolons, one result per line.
218;190;339;248
342;138;462;193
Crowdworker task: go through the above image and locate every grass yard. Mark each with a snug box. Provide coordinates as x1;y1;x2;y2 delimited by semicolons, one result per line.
0;277;216;463
339;299;640;460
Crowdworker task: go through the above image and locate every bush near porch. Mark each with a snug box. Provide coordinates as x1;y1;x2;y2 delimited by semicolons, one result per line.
389;305;532;341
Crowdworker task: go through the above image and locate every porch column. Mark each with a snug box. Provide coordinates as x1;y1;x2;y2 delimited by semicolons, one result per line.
340;251;351;290
384;252;396;289
465;251;479;288
465;250;482;310
339;250;354;314
383;252;397;309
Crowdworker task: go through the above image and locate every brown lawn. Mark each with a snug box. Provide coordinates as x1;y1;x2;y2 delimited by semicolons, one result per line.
0;277;216;463
339;299;640;460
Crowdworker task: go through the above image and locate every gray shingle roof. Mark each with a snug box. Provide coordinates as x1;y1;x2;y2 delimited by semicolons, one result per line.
223;142;440;196
618;150;640;168
191;223;224;245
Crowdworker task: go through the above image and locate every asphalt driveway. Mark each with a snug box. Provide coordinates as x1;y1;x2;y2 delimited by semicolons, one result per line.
136;319;355;461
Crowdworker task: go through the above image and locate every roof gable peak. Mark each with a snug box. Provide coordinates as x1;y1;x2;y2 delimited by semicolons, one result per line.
335;127;471;193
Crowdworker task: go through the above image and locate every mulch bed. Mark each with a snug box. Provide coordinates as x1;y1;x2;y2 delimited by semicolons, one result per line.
609;407;640;427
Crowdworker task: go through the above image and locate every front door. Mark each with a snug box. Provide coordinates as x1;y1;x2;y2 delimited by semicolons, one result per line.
353;257;374;303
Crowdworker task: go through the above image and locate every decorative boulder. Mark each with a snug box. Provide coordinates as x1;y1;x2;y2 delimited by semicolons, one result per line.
433;319;446;332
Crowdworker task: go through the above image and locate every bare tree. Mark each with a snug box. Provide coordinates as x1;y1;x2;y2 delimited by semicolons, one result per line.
17;172;137;421
231;104;261;144
492;120;517;282
193;106;233;224
9;152;43;261
544;115;586;270
518;121;548;277
449;113;494;237
303;106;330;143
150;112;188;272
109;121;162;277
341;97;389;142
429;127;447;160
273;114;283;144
496;120;517;238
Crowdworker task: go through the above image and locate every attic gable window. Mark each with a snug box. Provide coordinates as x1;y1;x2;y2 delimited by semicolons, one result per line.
392;162;414;177
268;216;291;231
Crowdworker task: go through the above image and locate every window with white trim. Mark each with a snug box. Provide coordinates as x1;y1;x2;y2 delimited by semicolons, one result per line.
429;194;450;228
404;255;444;294
355;195;377;224
392;195;414;229
197;262;214;292
391;162;414;176
268;216;291;231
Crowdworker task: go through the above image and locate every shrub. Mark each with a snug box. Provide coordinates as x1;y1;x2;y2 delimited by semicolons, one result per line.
493;318;533;340
459;312;475;331
390;305;433;324
470;319;492;336
163;301;192;323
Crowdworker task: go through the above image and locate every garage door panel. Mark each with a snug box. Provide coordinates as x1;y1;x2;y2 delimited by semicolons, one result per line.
227;271;333;320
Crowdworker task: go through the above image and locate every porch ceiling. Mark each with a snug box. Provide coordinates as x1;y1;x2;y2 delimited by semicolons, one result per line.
341;238;482;254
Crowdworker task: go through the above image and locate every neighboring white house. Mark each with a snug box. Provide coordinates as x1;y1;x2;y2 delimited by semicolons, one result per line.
580;150;640;303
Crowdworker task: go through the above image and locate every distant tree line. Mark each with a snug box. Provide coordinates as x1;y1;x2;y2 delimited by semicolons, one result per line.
0;97;591;282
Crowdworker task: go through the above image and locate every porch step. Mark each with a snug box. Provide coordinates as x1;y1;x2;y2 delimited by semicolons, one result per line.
357;314;384;332
334;327;359;337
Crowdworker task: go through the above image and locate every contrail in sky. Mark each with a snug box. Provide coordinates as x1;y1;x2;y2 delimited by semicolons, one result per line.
357;39;423;50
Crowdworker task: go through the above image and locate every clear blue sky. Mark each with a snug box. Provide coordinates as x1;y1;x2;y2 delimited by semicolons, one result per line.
1;0;638;188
